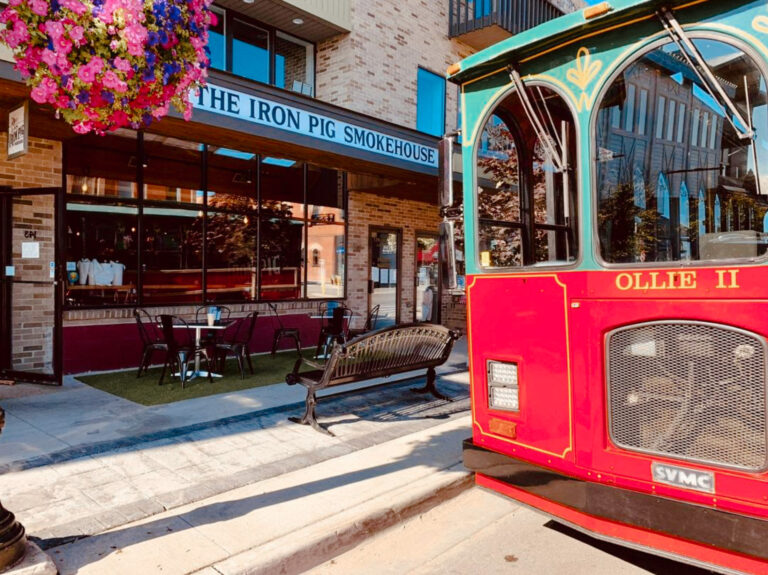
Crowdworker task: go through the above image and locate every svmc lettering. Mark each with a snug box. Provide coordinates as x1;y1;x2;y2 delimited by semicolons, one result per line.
615;269;740;291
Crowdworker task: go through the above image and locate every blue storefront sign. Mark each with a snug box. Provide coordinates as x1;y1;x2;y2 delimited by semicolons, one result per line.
192;84;438;169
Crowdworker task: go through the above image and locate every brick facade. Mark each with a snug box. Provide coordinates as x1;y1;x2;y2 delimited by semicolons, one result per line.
346;185;465;333
1;134;62;373
316;0;473;133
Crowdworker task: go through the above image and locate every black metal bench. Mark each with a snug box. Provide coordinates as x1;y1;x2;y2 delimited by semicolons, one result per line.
286;323;460;435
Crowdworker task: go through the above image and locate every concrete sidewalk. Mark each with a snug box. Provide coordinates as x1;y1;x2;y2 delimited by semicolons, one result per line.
1;339;471;574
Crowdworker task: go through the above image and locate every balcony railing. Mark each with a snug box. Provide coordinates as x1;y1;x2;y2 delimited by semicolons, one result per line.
449;0;564;49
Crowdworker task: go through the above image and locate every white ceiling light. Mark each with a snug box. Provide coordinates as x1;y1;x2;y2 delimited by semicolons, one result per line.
292;17;304;25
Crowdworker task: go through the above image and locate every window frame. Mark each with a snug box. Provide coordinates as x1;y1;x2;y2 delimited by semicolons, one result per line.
62;137;347;310
471;82;581;272
590;31;768;269
208;6;316;96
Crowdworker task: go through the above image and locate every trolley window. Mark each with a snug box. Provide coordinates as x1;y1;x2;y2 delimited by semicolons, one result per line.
476;86;578;268
596;38;768;264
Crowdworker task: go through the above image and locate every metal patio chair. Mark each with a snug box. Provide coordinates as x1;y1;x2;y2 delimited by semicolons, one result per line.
268;302;302;356
134;308;168;378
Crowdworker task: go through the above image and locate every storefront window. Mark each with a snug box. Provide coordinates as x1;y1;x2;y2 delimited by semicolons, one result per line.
64;203;138;306
143;134;203;205
63;137;346;308
66;131;138;199
596;38;768;263
64;131;139;306
260;157;305;300
206;146;258;302
306;166;345;299
208;6;226;72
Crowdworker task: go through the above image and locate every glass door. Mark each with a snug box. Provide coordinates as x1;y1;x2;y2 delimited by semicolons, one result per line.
369;228;401;328
0;187;62;385
415;232;440;323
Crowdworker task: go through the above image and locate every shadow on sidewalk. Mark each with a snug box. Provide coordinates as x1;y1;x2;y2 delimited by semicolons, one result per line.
41;423;470;574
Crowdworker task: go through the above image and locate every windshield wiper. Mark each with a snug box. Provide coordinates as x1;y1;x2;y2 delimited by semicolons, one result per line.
508;66;566;173
657;7;753;140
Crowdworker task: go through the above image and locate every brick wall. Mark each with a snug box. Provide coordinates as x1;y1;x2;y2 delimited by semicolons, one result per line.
346;185;466;333
1;134;62;373
316;0;473;132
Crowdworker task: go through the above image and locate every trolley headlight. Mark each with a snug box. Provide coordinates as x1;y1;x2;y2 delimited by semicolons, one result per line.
487;360;519;412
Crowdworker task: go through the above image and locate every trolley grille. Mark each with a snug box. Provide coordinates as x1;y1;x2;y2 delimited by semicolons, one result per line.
607;322;768;471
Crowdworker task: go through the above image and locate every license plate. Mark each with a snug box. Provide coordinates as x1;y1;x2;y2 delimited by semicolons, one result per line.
652;462;715;493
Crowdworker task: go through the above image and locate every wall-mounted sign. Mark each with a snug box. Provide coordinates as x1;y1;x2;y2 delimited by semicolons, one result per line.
21;241;39;259
7;101;28;160
193;84;438;169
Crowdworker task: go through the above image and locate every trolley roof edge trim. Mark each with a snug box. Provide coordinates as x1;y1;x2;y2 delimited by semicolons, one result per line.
448;0;746;84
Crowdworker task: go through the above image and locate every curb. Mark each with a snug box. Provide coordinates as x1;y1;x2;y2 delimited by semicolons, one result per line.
198;467;474;575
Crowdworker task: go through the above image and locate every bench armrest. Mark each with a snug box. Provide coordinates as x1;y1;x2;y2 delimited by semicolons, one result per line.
286;355;325;385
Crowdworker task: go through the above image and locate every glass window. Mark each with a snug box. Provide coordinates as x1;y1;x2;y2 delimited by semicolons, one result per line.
205;146;258;302
142;206;203;304
416;68;446;137
691;108;700;145
624;84;635;132
64;203;138;306
143;135;203;205
638;89;648;135
208;6;226;72
476;86;578;269
655;96;666;139
306;165;345;299
596;38;768;264
232;18;270;84
260;158;305;300
666;100;676;141
65;131;138;199
276;32;314;95
677;103;686;143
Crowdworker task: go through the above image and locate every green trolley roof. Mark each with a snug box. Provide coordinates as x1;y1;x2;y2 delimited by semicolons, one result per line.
448;0;748;84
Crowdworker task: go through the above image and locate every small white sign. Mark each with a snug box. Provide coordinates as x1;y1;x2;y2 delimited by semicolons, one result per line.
49;261;55;278
7;101;28;160
21;241;39;259
4;266;14;277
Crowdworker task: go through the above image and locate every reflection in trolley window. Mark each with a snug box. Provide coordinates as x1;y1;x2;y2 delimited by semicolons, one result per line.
596;38;768;264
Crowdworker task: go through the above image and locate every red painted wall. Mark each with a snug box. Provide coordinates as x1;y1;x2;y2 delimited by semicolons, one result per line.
63;314;321;374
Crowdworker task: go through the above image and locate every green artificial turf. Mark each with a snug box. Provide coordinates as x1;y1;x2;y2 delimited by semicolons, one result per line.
77;349;317;406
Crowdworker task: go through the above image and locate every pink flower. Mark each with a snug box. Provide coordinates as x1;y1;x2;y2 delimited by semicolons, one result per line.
56;36;73;55
30;76;57;104
41;49;57;68
77;63;96;83
59;0;88;16
43;20;64;42
28;0;48;16
102;70;127;93
113;57;131;73
69;25;84;44
72;121;93;134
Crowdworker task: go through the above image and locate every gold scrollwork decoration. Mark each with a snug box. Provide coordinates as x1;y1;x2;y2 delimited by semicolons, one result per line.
565;47;602;111
753;14;768;35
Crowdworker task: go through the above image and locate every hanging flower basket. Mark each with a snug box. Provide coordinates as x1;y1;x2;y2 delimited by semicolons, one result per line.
0;0;217;134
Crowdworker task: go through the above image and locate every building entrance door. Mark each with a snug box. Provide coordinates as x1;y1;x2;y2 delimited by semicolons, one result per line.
0;187;62;385
368;228;401;329
414;232;440;323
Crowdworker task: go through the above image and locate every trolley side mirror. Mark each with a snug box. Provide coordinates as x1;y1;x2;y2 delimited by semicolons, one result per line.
439;220;458;290
438;135;454;209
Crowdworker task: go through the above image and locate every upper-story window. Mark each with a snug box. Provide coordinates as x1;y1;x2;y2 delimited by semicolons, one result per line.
475;86;578;269
417;67;446;137
596;38;768;264
208;6;315;96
